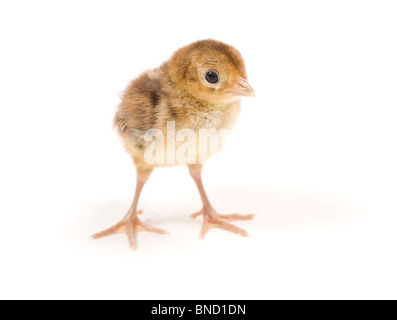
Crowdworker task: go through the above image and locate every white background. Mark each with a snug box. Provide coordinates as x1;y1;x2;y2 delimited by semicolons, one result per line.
0;0;396;300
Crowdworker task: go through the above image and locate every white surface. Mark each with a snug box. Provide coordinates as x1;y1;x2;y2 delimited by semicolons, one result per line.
0;1;396;300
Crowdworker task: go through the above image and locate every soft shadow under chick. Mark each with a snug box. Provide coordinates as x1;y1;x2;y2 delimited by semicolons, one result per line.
92;40;255;250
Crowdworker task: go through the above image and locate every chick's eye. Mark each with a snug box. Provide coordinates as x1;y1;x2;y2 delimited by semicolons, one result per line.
205;71;219;84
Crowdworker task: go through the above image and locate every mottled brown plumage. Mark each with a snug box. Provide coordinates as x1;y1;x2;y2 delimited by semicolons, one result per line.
92;40;255;250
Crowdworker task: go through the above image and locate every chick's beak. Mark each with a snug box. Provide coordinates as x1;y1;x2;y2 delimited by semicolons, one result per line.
227;77;256;97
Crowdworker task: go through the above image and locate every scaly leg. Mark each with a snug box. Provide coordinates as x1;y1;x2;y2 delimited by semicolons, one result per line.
188;165;254;239
91;170;168;250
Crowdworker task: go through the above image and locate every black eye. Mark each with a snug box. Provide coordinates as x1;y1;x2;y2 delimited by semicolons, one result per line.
205;71;219;84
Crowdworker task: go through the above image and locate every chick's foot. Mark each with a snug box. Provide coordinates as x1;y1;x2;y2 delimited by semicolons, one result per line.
91;211;169;250
191;209;254;239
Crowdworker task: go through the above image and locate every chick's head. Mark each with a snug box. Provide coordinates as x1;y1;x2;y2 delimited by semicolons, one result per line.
168;40;255;104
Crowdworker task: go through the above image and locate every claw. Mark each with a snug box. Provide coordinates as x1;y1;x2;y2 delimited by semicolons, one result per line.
192;209;254;238
91;212;168;250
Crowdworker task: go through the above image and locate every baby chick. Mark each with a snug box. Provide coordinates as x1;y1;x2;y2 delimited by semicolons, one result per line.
92;40;255;250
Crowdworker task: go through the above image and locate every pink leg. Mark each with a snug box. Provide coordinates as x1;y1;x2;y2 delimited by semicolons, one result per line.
188;165;254;239
91;170;168;250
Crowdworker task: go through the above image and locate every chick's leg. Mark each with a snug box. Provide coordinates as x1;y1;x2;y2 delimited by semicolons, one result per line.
188;165;254;239
91;170;168;250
